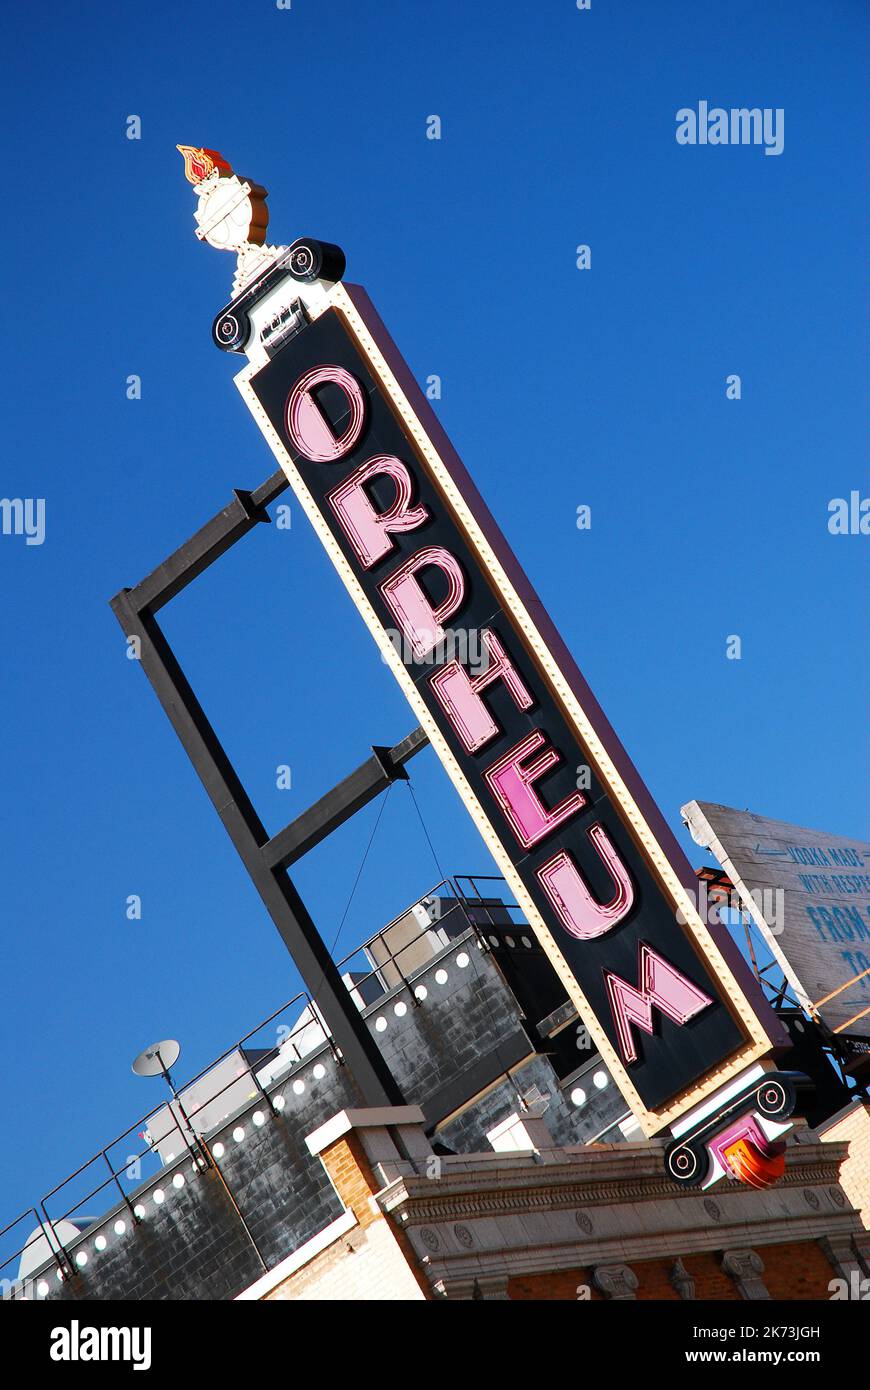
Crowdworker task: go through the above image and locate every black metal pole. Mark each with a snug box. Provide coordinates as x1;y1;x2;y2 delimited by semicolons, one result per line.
110;588;403;1109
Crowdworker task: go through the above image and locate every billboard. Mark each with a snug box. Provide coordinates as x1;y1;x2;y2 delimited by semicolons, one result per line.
682;801;870;1038
234;284;783;1134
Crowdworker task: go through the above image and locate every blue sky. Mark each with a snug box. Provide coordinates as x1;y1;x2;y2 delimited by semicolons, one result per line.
1;0;867;1241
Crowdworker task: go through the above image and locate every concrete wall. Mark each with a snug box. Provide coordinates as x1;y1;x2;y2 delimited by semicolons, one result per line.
28;931;624;1302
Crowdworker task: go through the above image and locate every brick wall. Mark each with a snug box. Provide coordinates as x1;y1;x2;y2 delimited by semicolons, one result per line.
505;1245;835;1301
266;1220;426;1302
508;1269;603;1300
820;1103;870;1229
681;1253;741;1301
263;1130;430;1301
758;1241;837;1300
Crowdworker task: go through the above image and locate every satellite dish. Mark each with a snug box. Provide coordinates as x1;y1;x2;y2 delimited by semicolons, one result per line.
132;1039;181;1078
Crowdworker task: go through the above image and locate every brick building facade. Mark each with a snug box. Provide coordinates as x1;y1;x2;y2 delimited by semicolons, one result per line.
246;1106;870;1302
11;911;870;1303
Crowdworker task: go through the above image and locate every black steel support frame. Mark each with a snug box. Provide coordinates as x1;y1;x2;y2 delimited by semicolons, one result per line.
110;466;429;1109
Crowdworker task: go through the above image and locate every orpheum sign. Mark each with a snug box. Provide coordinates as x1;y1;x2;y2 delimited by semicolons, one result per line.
236;283;782;1134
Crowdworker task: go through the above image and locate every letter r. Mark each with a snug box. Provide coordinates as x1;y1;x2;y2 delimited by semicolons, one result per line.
328;455;429;568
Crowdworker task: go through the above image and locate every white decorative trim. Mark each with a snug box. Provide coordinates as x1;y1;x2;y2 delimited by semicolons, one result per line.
305;1106;426;1156
234;1210;358;1300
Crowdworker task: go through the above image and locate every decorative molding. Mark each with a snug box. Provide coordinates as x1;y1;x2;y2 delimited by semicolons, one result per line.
474;1275;510;1300
593;1263;639;1300
721;1248;770;1300
852;1232;870;1274
670;1259;695;1300
819;1236;864;1281
391;1155;844;1227
435;1277;477;1300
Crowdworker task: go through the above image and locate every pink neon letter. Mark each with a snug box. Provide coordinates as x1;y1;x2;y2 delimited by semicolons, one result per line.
484;729;586;850
327;455;430;569
604;944;713;1064
285;365;367;462
429;629;534;753
380;546;466;660
537;827;634;940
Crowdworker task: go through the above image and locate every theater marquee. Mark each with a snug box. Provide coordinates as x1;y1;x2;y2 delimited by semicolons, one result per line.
172;143;785;1139
233;286;782;1135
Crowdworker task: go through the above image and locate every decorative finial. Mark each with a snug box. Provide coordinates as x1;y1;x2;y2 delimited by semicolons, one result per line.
178;144;347;357
177;144;277;297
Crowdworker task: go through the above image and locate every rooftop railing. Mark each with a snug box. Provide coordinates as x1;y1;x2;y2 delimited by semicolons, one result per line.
0;875;523;1299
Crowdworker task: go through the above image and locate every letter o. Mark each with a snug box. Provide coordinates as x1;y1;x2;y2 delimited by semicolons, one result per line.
285;365;367;462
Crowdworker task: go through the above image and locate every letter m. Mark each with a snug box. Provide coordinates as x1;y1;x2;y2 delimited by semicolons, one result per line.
604;943;713;1063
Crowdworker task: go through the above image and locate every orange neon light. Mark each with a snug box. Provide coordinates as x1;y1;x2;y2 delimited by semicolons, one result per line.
177;145;232;185
722;1137;786;1189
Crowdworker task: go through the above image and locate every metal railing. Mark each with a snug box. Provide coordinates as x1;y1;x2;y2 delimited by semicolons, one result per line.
0;987;315;1297
334;877;508;1000
0;875;520;1298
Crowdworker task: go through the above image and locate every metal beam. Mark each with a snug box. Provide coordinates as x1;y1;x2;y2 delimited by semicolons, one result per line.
110;586;404;1109
128;471;289;615
262;727;429;870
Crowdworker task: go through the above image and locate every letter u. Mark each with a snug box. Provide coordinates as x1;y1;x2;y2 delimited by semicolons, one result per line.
537;825;634;940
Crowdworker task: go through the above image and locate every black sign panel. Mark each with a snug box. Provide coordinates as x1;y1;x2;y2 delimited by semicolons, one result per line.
250;308;745;1111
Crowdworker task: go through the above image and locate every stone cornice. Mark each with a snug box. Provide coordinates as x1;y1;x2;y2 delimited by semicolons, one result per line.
381;1143;846;1226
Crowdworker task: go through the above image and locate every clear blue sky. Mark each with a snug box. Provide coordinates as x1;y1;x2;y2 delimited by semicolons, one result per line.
1;1;867;1237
